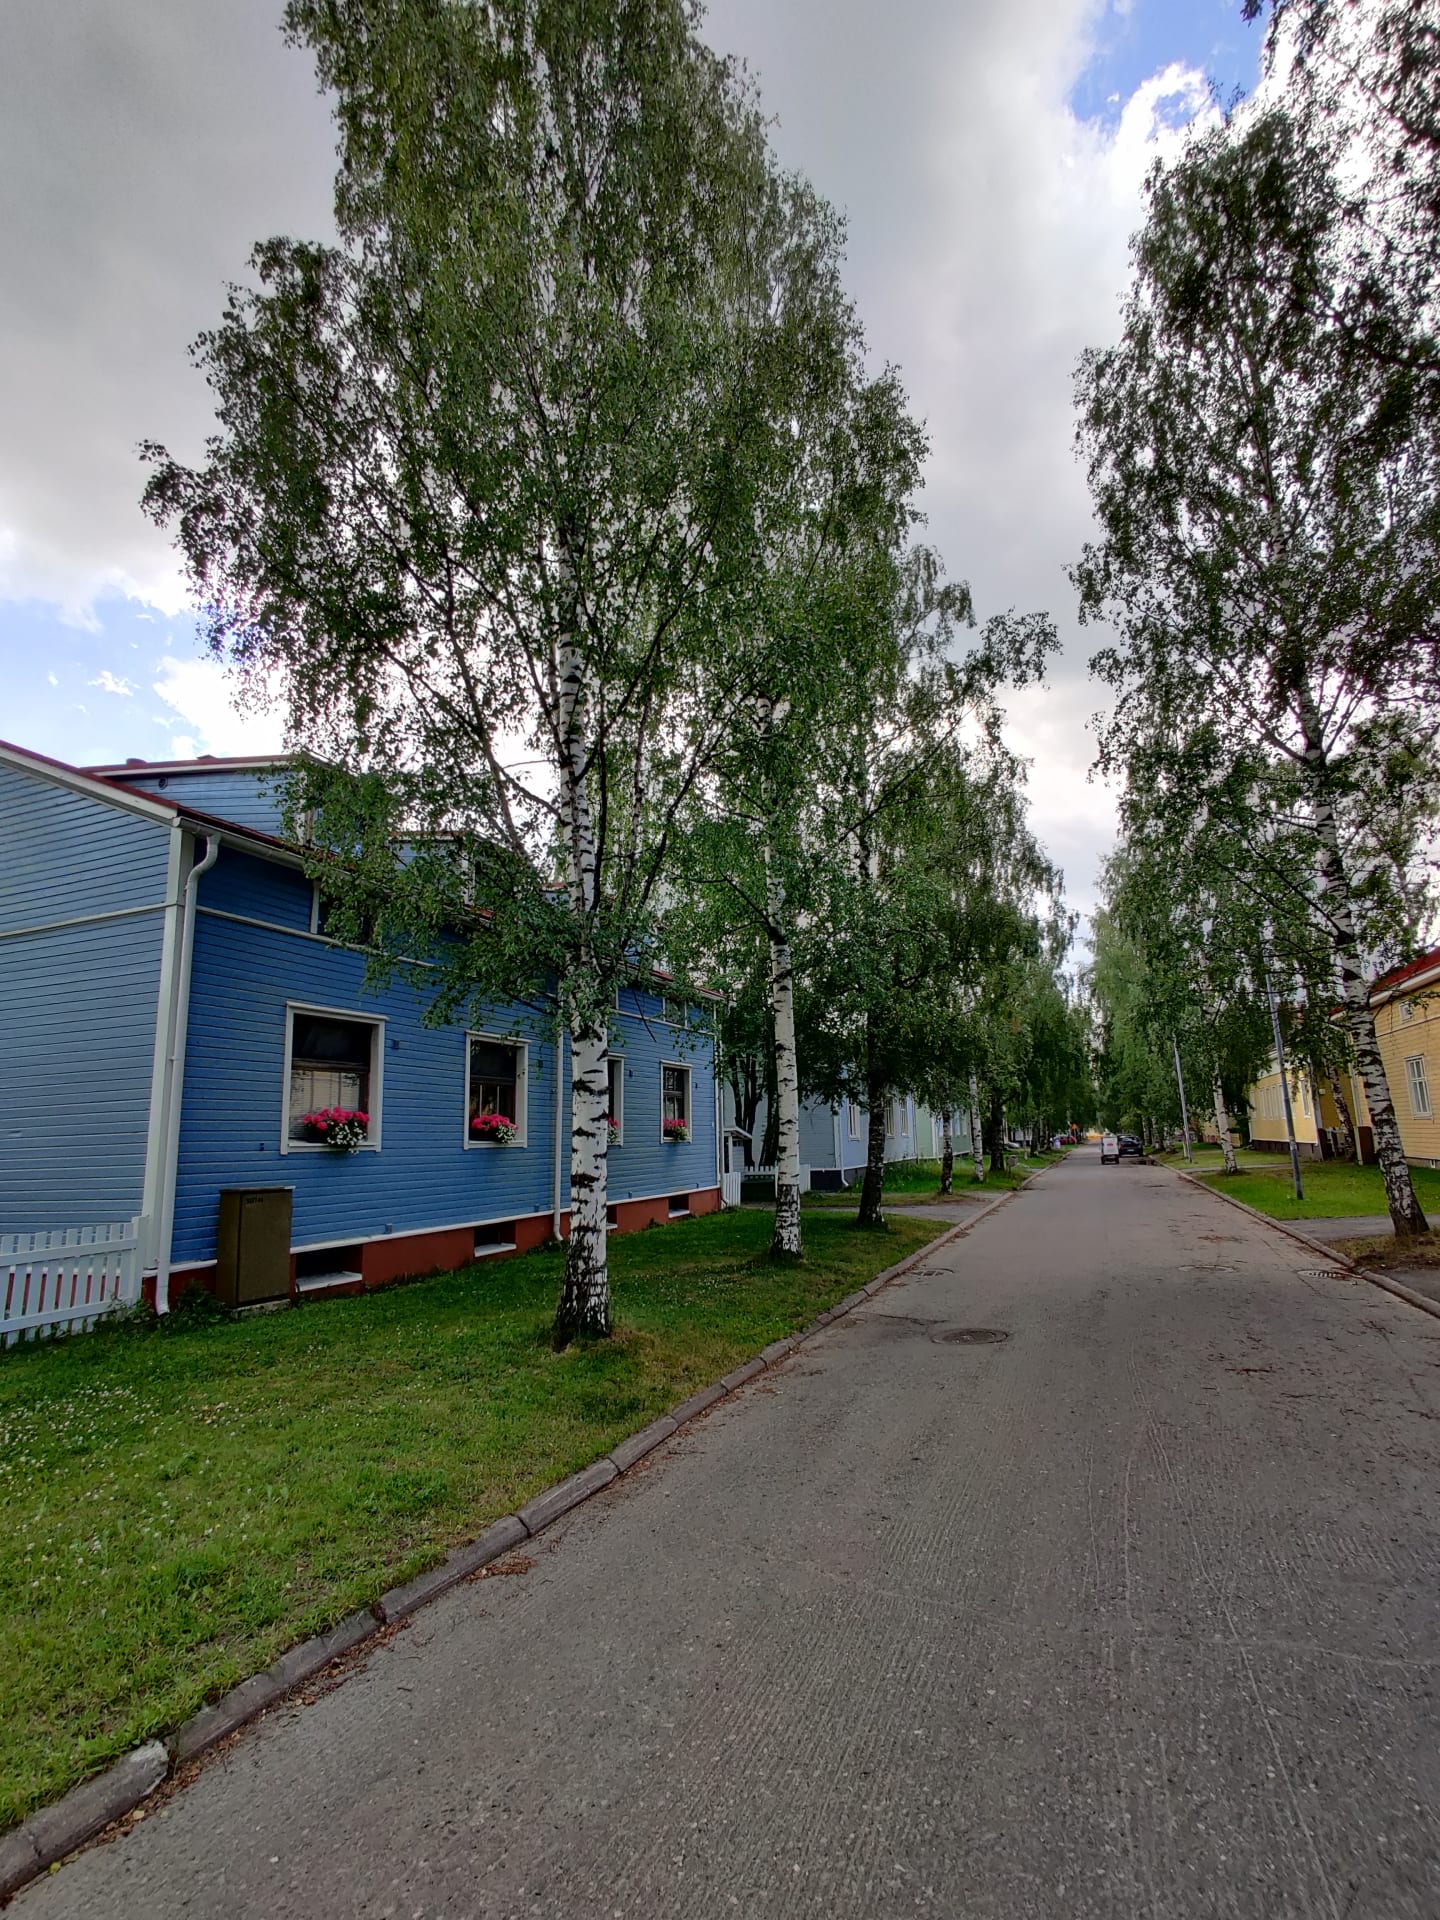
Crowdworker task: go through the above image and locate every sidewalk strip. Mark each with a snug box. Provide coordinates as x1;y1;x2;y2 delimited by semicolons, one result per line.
1177;1170;1440;1325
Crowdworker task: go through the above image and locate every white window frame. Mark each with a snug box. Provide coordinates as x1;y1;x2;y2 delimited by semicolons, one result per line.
1405;1053;1432;1119
661;1060;692;1140
846;1100;862;1140
465;1031;529;1148
607;1053;625;1146
660;995;686;1028
281;1002;385;1154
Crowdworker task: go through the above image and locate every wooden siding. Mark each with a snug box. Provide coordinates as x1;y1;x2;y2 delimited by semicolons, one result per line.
171;850;720;1264
0;761;171;1233
1246;1065;1322;1149
117;766;289;836
0;759;173;932
0;915;165;1232
1376;991;1440;1164
202;845;313;932
608;997;717;1206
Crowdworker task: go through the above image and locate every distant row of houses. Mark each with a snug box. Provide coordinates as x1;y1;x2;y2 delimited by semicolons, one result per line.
1244;947;1440;1165
2;738;965;1319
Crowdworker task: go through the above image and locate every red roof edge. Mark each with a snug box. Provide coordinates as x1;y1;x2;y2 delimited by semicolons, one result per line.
1371;944;1440;997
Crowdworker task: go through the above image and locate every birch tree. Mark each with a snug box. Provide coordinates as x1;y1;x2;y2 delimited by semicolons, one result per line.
143;0;862;1339
671;370;934;1257
1074;104;1440;1233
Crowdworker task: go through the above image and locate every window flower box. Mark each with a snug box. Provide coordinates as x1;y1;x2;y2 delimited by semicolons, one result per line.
606;1115;621;1145
470;1112;518;1146
662;1119;690;1144
299;1106;370;1152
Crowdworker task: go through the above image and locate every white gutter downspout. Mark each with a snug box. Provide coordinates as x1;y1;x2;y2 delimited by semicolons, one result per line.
154;834;218;1314
552;1026;567;1242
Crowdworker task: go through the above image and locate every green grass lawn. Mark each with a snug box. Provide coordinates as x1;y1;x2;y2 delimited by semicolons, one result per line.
801;1151;1062;1209
0;1207;944;1830
1191;1155;1440;1220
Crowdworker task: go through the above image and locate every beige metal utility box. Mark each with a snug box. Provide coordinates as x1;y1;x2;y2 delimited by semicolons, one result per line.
215;1188;294;1306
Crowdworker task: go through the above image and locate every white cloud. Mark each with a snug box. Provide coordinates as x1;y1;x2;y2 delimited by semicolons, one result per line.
88;668;136;696
3;0;1234;917
152;654;286;757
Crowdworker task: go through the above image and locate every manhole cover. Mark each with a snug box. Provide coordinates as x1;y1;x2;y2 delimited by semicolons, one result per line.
934;1327;1009;1345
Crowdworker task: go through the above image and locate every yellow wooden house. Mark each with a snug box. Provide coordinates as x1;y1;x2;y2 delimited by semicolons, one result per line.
1243;945;1440;1166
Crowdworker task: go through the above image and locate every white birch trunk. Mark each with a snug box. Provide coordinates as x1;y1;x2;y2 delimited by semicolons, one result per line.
1299;694;1428;1236
555;1015;610;1340
968;1070;985;1184
1212;1074;1239;1175
765;862;802;1259
553;630;613;1340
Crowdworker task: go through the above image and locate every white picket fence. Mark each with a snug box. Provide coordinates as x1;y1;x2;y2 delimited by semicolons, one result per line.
721;1169;742;1208
735;1164;811;1197
0;1218;142;1346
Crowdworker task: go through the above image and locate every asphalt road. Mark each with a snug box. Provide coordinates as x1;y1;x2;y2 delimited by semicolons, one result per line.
22;1150;1440;1918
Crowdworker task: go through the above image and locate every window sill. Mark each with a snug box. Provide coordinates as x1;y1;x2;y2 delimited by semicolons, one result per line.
464;1140;528;1151
283;1142;379;1155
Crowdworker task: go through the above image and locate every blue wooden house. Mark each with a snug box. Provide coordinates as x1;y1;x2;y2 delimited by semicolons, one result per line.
722;1087;971;1190
0;740;721;1311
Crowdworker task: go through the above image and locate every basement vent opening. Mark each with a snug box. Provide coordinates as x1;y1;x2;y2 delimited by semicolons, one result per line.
474;1223;518;1259
294;1245;363;1291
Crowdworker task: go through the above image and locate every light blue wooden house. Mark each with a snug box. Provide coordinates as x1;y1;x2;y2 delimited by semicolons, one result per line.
721;1087;972;1190
0;740;722;1317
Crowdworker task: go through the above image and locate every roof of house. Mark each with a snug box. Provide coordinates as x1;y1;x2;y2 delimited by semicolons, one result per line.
81;753;296;776
2;737;724;1000
1371;944;1440;1004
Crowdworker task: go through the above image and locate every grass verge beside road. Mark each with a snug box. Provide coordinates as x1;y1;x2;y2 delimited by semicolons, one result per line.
0;1207;946;1831
1189;1155;1440;1220
800;1151;1064;1209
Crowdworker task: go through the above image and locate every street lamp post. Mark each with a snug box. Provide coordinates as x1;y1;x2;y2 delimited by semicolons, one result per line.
1264;967;1304;1203
1172;1036;1193;1163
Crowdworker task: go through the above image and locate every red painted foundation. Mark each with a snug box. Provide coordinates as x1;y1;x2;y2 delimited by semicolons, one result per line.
158;1188;721;1308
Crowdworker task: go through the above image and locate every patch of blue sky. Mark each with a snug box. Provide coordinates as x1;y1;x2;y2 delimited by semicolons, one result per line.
0;593;204;766
1071;0;1264;131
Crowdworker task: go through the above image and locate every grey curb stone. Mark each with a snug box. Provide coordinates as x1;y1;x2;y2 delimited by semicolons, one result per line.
0;1741;168;1896
170;1673;287;1767
376;1516;528;1624
836;1289;869;1314
759;1336;798;1365
1178;1170;1440;1324
518;1457;618;1535
608;1415;679;1474
171;1610;378;1765
719;1357;766;1393
667;1382;727;1426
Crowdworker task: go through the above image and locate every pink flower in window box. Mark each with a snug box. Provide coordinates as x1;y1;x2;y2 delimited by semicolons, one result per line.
470;1112;518;1145
662;1118;690;1144
300;1107;369;1151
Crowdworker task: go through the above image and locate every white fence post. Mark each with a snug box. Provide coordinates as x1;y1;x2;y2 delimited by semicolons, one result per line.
0;1217;142;1346
721;1169;742;1209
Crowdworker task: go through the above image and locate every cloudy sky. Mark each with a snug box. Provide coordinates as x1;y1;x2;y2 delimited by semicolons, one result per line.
0;0;1262;920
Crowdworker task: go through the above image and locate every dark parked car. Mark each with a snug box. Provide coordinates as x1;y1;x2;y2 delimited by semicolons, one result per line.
1117;1135;1143;1159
